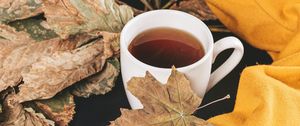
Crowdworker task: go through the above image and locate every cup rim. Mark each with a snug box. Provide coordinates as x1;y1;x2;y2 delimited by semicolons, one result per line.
121;9;214;71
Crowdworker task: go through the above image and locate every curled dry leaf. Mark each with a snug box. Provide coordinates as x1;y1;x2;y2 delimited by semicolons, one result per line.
0;24;119;124
72;58;120;98
170;0;217;20
110;68;213;126
35;92;75;126
0;0;42;23
0;0;127;125
71;32;120;98
0;26;100;93
15;36;114;103
0;94;55;126
42;0;134;38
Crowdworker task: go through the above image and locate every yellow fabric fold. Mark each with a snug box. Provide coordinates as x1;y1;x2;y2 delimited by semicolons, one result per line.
206;0;300;125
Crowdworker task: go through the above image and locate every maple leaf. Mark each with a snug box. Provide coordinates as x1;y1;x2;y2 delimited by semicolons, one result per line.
110;68;213;126
42;0;133;38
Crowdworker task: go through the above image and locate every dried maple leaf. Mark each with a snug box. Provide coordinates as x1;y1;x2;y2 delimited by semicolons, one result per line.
110;68;213;126
35;91;75;126
0;94;55;126
170;0;217;20
72;58;120;98
14;35;114;102
0;0;43;23
42;0;133;38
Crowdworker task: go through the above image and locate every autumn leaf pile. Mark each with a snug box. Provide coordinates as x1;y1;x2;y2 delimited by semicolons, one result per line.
0;0;217;125
0;0;132;125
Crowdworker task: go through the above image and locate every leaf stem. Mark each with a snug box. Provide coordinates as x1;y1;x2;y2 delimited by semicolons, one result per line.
140;0;154;10
162;0;176;9
155;0;161;9
196;94;230;110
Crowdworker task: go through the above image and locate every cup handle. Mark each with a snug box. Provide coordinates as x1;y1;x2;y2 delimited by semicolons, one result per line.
206;36;244;92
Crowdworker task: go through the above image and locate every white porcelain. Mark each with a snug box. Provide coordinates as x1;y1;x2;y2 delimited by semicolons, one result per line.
120;10;244;109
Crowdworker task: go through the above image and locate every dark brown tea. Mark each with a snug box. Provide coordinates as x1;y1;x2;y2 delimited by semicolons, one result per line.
129;27;205;68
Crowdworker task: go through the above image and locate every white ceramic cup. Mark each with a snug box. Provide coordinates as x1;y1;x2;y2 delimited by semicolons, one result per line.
120;10;244;109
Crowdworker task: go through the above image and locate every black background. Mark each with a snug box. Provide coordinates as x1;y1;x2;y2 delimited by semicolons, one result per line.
70;1;272;126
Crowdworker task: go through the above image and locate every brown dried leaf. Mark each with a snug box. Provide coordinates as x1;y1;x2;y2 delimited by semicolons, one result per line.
110;68;213;126
72;58;120;98
35;92;75;126
0;0;42;23
0;31;99;92
0;94;55;126
42;0;133;38
170;0;217;20
15;36;114;102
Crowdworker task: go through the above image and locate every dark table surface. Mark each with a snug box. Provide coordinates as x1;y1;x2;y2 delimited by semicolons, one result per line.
70;1;273;126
